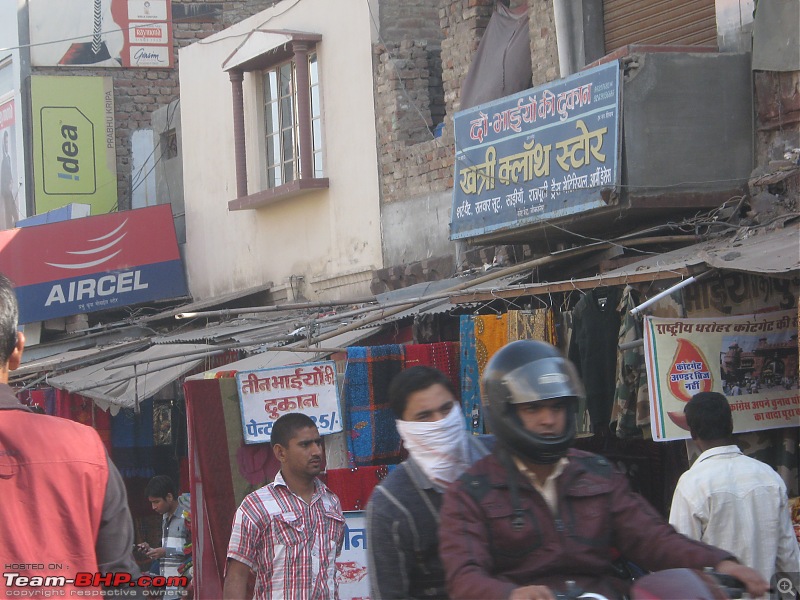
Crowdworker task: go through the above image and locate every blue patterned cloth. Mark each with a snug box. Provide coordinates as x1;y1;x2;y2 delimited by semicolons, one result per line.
344;345;405;466
460;315;483;435
111;399;155;478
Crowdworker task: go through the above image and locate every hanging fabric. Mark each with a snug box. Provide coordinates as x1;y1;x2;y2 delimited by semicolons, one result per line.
460;315;483;435
111;399;155;478
344;345;406;466
611;286;650;438
153;400;173;446
507;308;559;346
568;287;623;433
474;313;509;378
324;465;390;511
404;342;461;392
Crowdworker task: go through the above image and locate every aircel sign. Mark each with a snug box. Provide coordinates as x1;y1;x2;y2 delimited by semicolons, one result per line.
0;205;188;323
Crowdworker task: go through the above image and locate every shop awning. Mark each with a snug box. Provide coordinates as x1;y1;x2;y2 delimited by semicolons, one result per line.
47;343;212;414
187;326;381;379
449;223;799;303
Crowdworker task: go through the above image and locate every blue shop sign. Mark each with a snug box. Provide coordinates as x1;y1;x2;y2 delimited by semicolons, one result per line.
450;60;622;239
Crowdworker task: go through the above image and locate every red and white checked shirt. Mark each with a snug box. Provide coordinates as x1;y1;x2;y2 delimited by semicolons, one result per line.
227;471;345;599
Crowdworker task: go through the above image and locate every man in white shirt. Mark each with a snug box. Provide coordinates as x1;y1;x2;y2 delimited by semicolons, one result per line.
670;391;800;591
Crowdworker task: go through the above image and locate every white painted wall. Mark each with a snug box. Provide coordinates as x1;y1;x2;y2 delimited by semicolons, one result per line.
179;0;383;301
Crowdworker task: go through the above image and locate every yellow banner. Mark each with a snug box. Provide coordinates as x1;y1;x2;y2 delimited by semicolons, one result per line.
644;310;799;441
31;76;117;215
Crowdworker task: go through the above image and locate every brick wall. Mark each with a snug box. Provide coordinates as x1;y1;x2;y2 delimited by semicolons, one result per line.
29;0;271;213
375;0;497;205
527;0;559;86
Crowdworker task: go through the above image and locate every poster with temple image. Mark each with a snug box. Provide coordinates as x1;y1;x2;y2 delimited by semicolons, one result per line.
644;310;799;441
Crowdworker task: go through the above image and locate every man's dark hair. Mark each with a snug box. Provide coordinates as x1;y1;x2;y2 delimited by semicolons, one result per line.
271;412;317;448
0;274;19;365
388;366;458;419
684;391;734;440
145;475;177;500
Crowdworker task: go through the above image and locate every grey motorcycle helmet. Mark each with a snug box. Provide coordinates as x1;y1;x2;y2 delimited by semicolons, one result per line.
481;340;586;463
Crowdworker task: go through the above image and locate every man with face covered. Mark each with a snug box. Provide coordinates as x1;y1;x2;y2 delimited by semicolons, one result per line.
366;366;491;599
439;341;769;600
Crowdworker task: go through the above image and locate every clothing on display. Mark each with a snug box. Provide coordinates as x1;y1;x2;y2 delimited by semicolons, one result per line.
344;344;406;466
612;286;649;438
568;287;622;431
460;315;483;434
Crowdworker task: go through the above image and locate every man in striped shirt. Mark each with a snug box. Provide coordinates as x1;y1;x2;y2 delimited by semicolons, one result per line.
224;413;345;599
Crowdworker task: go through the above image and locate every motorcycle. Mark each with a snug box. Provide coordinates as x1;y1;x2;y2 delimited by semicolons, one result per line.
554;568;747;600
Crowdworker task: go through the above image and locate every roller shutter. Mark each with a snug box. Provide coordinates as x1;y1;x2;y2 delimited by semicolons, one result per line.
603;0;717;53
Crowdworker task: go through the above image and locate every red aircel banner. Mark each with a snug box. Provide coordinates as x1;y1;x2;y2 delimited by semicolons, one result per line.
0;205;188;323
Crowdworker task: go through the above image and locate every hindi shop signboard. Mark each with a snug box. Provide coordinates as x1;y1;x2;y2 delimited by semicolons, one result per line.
450;60;622;240
236;361;343;444
0;205;187;324
336;511;370;600
643;310;799;442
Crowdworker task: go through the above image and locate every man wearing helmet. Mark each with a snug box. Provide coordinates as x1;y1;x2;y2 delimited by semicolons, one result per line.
439;341;769;600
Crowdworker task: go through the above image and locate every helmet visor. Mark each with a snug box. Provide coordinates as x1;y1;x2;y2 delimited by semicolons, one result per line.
501;356;586;405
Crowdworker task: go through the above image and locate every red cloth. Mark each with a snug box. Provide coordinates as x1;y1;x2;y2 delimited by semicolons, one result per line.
55;390;93;425
403;342;461;396
324;465;390;511
184;379;236;598
236;442;281;487
94;406;112;454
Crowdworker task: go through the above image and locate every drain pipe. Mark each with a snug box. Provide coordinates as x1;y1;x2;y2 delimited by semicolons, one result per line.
629;270;716;317
553;0;576;77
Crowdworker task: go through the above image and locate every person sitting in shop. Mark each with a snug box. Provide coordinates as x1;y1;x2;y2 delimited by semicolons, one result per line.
439;340;770;600
366;366;492;599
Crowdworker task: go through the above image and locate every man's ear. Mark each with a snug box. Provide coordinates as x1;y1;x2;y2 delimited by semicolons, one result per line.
273;443;286;463
8;332;24;371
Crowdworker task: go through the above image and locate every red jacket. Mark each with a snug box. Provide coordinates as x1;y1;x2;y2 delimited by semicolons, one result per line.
439;449;733;599
0;407;108;592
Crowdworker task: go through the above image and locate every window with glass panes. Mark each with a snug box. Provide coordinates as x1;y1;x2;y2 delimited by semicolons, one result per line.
263;53;321;188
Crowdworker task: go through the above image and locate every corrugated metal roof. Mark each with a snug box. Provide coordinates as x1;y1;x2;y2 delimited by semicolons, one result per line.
48;344;212;414
186;326;381;380
603;223;800;278
370;270;532;325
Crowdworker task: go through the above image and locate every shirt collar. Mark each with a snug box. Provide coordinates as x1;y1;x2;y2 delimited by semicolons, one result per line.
512;455;569;486
0;383;30;412
695;445;742;464
273;470;324;501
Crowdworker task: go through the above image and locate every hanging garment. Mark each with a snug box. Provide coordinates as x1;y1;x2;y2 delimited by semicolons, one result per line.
612;286;650;438
111;400;155;478
344;345;406;466
403;342;461;393
324;465;390;511
507;308;559;345
474;314;509;378
460;315;483;435
568;287;622;432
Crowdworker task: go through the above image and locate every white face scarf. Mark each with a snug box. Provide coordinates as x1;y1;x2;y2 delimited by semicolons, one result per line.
395;404;470;486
